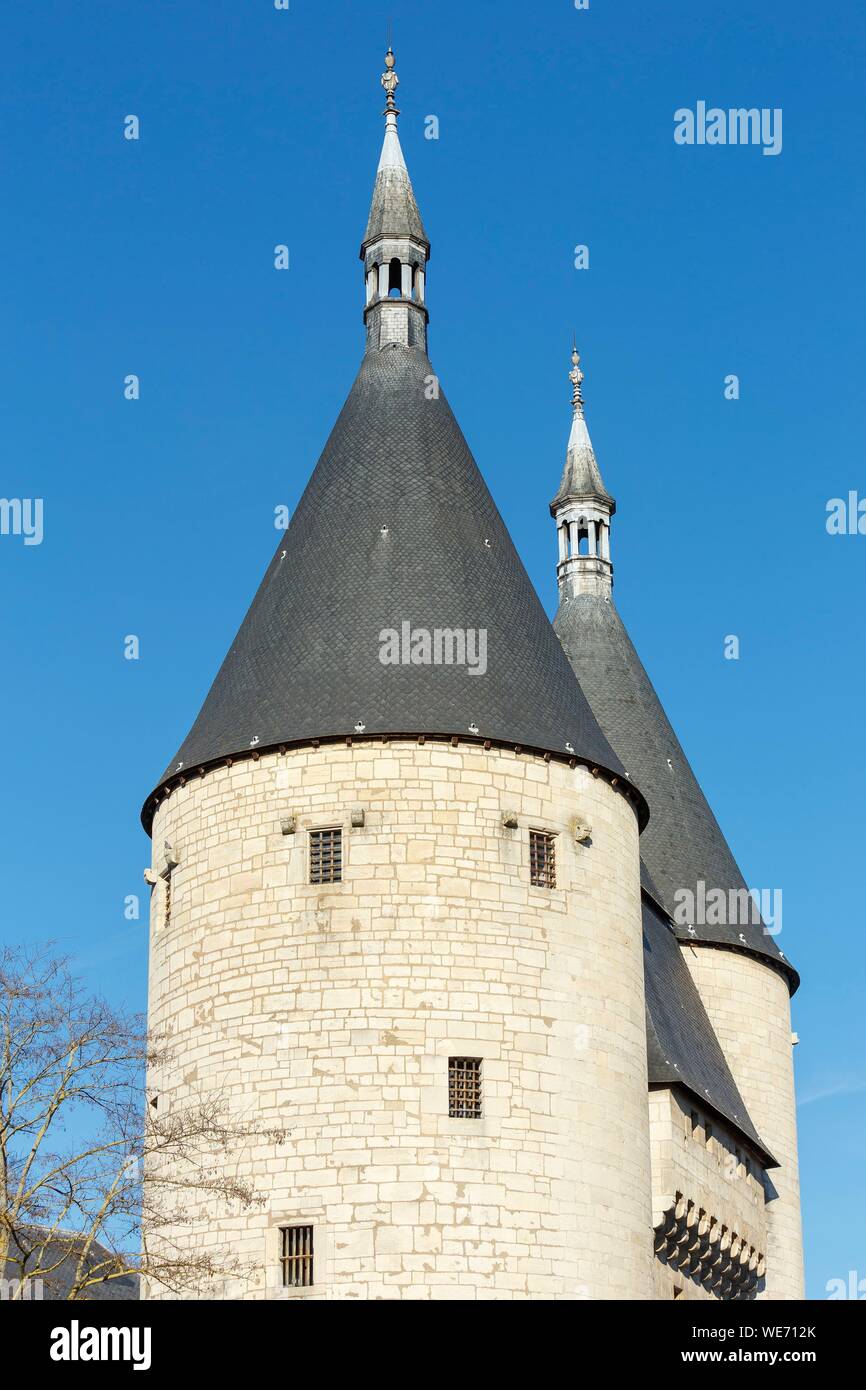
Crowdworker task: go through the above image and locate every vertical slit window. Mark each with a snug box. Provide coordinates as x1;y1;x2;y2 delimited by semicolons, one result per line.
529;830;556;889
280;1225;314;1289
164;875;172;928
448;1057;482;1118
309;828;342;884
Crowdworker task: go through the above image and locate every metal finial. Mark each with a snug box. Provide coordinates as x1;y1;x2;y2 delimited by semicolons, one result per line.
569;344;585;415
381;45;400;116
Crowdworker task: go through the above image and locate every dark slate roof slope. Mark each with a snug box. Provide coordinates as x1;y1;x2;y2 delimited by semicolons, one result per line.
147;347;638;816
550;439;614;511
642;889;776;1166
363;165;428;248
555;592;796;989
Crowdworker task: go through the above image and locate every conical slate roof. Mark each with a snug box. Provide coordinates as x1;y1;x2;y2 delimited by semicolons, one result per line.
145;345;638;819
555;592;796;988
550;410;614;511
362;117;428;249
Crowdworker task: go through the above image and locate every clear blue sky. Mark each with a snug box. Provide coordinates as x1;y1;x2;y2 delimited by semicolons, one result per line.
1;1;863;1300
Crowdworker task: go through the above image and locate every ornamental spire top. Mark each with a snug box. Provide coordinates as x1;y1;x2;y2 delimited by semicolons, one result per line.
381;46;400;116
569;343;585;417
361;43;430;352
374;45;409;176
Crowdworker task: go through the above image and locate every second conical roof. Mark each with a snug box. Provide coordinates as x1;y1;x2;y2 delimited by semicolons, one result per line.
555;591;796;986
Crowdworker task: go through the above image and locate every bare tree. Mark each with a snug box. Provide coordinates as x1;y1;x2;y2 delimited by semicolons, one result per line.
0;944;281;1299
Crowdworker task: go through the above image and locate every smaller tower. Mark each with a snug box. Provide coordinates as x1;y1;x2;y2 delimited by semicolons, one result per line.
549;342;805;1300
360;48;430;353
550;347;615;600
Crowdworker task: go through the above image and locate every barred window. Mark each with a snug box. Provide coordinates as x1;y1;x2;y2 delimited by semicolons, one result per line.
448;1057;482;1118
163;875;172;928
309;827;342;884
280;1225;314;1288
529;830;556;888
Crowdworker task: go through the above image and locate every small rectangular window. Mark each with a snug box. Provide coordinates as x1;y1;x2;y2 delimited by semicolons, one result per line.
529;830;556;888
449;1057;482;1118
280;1225;314;1288
164;876;172;928
309;828;342;884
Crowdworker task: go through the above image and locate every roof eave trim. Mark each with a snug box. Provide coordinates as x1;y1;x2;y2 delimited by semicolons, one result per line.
644;886;799;995
680;935;800;998
141;729;649;836
549;490;617;516
359;230;431;259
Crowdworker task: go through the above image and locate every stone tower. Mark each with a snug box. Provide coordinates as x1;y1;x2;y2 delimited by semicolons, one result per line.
141;52;803;1302
142;52;655;1300
550;352;805;1299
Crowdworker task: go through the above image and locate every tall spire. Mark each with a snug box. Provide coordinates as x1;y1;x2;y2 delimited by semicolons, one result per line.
550;344;615;599
551;347;796;984
361;46;430;353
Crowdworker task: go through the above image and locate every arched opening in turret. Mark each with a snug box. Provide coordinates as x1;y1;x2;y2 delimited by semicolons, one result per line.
388;258;402;297
577;521;590;557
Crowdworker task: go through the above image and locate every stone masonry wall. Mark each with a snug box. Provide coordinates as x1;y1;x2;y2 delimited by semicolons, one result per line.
144;741;652;1300
683;946;805;1300
649;1087;769;1301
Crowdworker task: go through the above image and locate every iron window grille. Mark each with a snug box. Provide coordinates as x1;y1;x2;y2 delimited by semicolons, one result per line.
448;1057;482;1118
529;830;556;888
280;1225;314;1289
309;827;342;884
